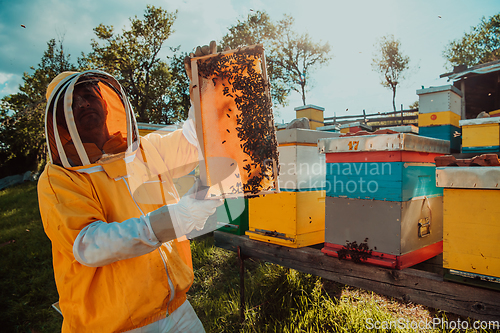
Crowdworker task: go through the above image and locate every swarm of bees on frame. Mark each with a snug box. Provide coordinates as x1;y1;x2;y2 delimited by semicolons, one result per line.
197;46;279;195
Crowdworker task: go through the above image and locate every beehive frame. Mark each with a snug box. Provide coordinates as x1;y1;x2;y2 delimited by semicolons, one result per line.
190;44;279;198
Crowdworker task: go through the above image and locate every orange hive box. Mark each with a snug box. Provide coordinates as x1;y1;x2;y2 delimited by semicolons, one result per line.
190;44;279;197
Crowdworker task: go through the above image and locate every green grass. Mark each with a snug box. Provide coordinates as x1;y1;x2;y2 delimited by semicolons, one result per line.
0;182;62;332
189;236;409;333
1;182;499;332
190;236;500;333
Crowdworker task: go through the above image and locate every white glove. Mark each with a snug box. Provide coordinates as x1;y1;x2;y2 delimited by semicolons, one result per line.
148;180;223;242
184;40;217;82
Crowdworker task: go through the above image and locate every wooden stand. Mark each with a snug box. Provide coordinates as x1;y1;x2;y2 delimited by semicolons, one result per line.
214;231;500;322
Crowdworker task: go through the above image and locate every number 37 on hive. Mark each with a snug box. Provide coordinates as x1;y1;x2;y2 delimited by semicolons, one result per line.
348;141;360;150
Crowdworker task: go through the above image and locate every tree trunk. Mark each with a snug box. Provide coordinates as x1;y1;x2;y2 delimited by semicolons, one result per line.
301;82;306;106
392;87;397;112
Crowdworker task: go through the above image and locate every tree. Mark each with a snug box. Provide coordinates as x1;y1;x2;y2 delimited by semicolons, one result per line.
80;5;179;123
221;10;277;49
272;15;332;106
220;12;332;107
0;39;77;177
443;13;500;68
158;48;190;124
408;100;419;110
372;34;410;112
219;11;288;107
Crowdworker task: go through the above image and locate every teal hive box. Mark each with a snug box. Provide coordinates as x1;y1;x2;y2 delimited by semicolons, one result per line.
216;198;249;235
419;125;461;152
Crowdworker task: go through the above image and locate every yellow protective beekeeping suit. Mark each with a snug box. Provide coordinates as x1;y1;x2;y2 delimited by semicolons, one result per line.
38;70;199;332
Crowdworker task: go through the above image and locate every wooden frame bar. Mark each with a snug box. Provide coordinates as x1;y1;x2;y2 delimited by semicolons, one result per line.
214;231;500;321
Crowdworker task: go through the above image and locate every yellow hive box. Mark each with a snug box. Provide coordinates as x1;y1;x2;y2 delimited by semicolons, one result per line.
246;191;325;248
418;111;461;127
443;188;500;279
459;118;500;150
462;124;500;147
294;105;324;130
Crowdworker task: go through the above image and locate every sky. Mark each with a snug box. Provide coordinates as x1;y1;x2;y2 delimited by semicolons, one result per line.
0;0;499;124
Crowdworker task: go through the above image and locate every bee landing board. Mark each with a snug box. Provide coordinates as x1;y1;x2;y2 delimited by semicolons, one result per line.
190;45;279;197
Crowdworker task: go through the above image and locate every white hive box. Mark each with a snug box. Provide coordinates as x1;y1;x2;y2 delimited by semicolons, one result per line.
277;129;340;191
416;85;463;115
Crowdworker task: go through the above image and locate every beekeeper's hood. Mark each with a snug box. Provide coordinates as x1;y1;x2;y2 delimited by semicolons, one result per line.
45;70;139;168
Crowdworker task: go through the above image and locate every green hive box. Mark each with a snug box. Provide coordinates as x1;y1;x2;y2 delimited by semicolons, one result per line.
216;198;249;235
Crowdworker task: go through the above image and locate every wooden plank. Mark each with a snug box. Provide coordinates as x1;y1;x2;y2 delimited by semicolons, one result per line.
412;253;444;275
214;231;500;321
435;154;500;167
452;152;500;159
471;154;500;166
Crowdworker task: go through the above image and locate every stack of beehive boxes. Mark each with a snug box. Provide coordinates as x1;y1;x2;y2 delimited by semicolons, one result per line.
436;159;500;290
245;128;339;248
318;132;449;269
417;85;462;152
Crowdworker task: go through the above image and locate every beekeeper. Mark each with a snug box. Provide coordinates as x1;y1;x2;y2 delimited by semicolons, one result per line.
38;46;221;332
